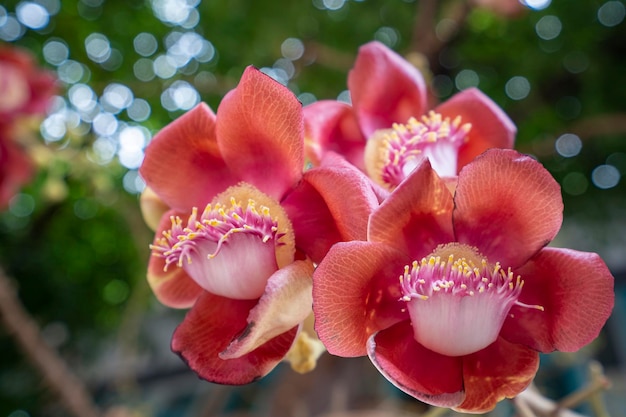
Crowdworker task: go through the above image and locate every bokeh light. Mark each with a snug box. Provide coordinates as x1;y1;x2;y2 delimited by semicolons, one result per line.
535;15;562;40
455;69;479;90
598;1;625;27
555;133;582;157
505;76;531;100
592;165;620;189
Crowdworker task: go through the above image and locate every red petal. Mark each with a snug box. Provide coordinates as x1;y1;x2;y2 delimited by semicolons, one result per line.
455;337;539;413
313;241;409;357
501;247;615;353
282;153;379;263
453;149;563;268
140;103;236;212
220;260;314;359
146;210;202;308
172;292;298;385
368;158;455;260
0;131;33;208
217;66;304;201
303;100;366;170
367;321;465;407
349;41;428;137
435;88;516;171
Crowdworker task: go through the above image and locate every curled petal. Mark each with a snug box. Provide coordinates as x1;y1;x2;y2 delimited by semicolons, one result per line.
455;337;539;413
282;153;379;263
172;292;298;385
217;66;304;201
367;321;465;408
368;158;455;260
147;256;202;309
349;41;428;137
435;88;516;171
220;260;314;359
501;247;614;353
139;187;170;231
313;241;409;357
304;100;366;169
140;103;236;212
453;149;563;268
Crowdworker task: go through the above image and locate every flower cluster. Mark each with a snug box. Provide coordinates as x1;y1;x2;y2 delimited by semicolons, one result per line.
139;42;614;412
0;44;57;208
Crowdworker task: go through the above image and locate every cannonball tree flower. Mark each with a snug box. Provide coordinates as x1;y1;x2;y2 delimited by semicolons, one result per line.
304;41;515;194
313;149;614;413
139;67;378;384
0;45;57;120
0;126;33;208
0;45;56;209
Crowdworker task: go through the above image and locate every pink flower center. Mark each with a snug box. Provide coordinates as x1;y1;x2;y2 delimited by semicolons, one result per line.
365;111;471;190
400;243;542;357
151;183;295;300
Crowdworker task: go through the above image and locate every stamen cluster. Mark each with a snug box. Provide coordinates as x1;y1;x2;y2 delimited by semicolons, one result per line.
400;254;523;304
151;198;283;271
380;111;471;187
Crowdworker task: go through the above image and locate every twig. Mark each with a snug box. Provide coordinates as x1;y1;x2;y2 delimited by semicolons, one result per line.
551;362;611;417
513;395;539;417
0;264;101;417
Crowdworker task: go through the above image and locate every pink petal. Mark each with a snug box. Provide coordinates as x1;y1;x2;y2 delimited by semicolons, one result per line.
367;321;465;407
140;103;237;212
0;132;33;208
349;41;428;137
217;66;304;201
139;187;170;231
147;256;202;309
172;292;298;385
500;247;614;353
303;100;366;170
368;158;455;260
282;153;379;263
455;337;539;413
453;149;563;268
435;88;516;171
220;260;314;359
313;241;409;357
146;210;203;308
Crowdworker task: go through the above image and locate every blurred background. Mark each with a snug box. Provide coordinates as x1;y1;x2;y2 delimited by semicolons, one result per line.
0;0;624;416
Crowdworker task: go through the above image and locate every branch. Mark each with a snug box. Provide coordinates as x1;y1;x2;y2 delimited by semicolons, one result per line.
0;265;101;417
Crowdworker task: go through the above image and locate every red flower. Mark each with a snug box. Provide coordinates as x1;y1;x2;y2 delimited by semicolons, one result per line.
139;67;378;384
304;42;515;193
0;126;33;208
0;45;57;120
0;44;57;208
312;149;614;413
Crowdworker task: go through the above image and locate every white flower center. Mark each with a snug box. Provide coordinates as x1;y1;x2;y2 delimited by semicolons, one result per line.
365;111;471;190
150;183;295;300
400;243;542;356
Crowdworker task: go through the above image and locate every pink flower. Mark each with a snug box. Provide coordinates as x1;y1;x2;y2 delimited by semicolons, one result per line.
0;44;57;208
471;0;527;18
304;42;515;193
0;126;33;208
0;45;57;120
139;67;378;384
312;149;614;413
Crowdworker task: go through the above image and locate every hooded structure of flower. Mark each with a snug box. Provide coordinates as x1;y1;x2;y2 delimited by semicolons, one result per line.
139;67;378;385
0;45;57;208
313;149;614;413
304;41;515;193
